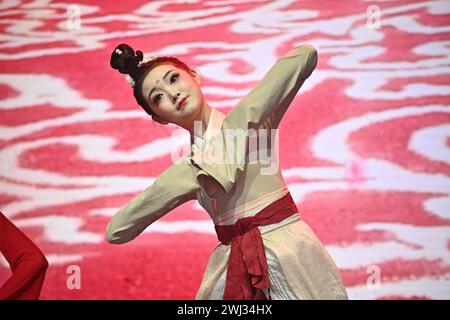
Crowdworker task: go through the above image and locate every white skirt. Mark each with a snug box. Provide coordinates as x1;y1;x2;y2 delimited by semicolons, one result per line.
195;215;348;300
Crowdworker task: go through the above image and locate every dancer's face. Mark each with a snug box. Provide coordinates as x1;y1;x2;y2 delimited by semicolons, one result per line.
141;63;204;127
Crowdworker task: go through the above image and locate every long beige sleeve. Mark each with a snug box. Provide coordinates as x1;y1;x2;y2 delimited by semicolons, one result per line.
105;159;199;244
224;44;318;130
190;45;318;195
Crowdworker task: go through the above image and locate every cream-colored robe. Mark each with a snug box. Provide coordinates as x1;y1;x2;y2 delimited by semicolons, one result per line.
106;44;348;300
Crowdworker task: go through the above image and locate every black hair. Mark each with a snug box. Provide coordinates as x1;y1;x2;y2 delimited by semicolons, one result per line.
110;43;195;119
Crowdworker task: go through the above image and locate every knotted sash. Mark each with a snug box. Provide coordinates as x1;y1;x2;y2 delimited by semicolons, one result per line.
214;192;299;300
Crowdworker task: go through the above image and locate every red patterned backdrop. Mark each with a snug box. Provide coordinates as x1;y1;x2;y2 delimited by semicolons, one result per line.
0;0;449;299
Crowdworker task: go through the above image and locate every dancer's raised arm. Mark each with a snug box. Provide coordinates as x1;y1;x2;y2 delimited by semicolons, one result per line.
224;44;318;130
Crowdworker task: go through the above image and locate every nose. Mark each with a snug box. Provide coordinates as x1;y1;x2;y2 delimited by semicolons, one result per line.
172;92;180;104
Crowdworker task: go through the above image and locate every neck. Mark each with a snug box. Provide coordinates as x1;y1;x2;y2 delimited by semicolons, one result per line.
187;100;212;139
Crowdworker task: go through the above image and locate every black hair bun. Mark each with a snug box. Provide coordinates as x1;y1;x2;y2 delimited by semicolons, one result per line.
110;43;144;79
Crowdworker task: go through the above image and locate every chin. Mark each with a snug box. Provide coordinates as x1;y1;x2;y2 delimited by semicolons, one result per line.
185;100;200;114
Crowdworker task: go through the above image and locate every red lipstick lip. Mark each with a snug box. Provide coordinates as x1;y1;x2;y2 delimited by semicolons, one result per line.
178;96;188;110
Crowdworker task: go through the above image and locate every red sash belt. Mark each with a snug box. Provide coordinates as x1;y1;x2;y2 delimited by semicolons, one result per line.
214;192;299;300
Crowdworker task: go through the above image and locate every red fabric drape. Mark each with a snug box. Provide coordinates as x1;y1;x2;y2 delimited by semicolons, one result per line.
214;192;299;300
0;211;48;300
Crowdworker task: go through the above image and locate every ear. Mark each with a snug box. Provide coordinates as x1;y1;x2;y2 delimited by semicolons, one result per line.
191;68;201;85
152;114;169;125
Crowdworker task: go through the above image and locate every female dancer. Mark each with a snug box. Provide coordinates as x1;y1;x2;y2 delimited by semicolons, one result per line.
0;211;48;299
107;43;348;300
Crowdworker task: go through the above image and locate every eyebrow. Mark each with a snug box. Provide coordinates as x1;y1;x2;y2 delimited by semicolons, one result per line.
147;70;174;102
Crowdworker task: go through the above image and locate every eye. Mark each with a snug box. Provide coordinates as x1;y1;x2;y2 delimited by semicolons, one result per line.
170;73;179;83
153;93;162;104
